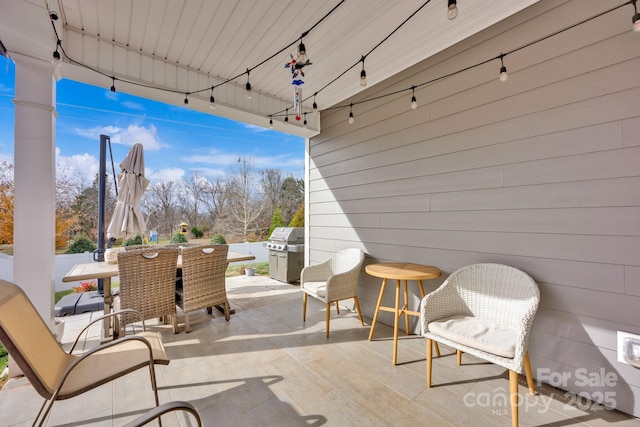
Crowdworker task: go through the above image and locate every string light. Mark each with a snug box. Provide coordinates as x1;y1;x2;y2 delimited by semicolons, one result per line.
209;86;216;109
183;94;189;105
303;112;308;128
632;0;640;32
348;103;354;124
298;39;307;62
313;94;318;115
447;0;458;20
499;54;508;82
52;40;61;63
245;69;252;99
110;77;116;93
269;116;273;128
410;86;417;110
360;56;367;87
284;108;289;125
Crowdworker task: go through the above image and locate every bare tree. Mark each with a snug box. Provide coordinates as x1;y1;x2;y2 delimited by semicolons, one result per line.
141;181;179;237
226;157;265;242
177;172;205;230
279;176;304;224
198;176;229;233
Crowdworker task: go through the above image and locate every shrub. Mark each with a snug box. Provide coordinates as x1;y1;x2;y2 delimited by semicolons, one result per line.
170;232;188;243
191;226;204;238
210;234;226;244
123;235;143;246
65;234;97;254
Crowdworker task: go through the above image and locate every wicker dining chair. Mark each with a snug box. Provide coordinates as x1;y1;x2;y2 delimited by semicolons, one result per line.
177;244;230;332
420;263;540;427
301;248;365;338
117;247;180;334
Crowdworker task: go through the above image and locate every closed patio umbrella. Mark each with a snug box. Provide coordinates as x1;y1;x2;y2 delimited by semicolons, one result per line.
107;143;150;239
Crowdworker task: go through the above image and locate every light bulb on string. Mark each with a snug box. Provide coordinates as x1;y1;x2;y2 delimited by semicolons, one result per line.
209;87;216;109
632;0;640;32
313;94;318;115
245;69;252;99
410;86;417;110
110;77;116;93
348;104;354;124
360;56;367;87
269;116;273;128
298;39;307;62
52;40;61;64
447;0;458;20
284;108;289;125
499;54;508;82
303;113;308;128
184;94;189;106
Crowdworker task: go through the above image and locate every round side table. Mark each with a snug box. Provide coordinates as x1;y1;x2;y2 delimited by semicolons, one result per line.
366;262;441;365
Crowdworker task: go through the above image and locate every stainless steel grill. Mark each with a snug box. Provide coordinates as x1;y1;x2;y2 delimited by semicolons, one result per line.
264;227;304;283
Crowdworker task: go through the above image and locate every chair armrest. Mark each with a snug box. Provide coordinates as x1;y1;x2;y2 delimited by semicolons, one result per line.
323;264;362;301
301;261;332;283
123;401;202;427
69;308;146;353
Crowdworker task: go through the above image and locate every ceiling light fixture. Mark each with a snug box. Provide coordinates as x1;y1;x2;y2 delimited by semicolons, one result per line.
499;53;508;82
360;56;367;87
447;0;458;20
410;86;417;110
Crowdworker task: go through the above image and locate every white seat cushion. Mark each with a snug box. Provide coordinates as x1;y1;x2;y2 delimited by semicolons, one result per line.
303;281;327;298
429;315;516;358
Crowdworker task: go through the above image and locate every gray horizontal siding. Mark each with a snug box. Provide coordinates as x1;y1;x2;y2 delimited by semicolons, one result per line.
307;0;640;417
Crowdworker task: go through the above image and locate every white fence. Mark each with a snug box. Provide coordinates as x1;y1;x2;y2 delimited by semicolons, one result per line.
0;242;269;292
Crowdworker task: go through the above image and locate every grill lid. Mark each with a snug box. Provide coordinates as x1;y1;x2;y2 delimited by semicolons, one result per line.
268;227;304;244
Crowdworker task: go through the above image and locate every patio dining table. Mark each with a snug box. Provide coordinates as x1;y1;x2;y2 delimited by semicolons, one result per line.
62;250;255;338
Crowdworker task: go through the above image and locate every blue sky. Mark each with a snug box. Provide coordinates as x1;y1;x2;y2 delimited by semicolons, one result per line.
0;56;305;185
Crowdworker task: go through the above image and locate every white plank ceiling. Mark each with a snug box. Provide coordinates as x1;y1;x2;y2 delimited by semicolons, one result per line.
0;0;540;137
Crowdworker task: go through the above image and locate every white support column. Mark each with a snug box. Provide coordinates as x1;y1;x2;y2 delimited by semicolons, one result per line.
11;53;57;325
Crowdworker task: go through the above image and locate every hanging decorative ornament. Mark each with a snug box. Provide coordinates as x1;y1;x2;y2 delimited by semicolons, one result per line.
285;49;311;121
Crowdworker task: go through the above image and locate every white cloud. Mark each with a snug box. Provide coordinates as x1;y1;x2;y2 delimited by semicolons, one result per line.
146;167;185;183
55;147;99;184
121;101;145;111
180;149;302;171
73;124;162;151
241;123;270;133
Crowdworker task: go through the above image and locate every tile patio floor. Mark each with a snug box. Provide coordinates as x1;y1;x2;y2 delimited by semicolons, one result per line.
0;275;638;426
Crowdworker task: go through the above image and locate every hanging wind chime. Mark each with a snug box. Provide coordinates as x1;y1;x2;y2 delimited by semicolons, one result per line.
285;40;312;121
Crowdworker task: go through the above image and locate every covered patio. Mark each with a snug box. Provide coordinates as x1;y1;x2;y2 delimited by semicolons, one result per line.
1;274;638;426
1;0;639;423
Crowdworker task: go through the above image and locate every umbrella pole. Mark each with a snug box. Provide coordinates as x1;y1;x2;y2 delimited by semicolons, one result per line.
96;135;110;294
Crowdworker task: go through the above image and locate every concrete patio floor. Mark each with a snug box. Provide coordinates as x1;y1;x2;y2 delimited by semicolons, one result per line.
0;274;638;426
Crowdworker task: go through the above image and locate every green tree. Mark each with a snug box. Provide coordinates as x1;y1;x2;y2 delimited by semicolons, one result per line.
268;208;284;237
289;204;304;227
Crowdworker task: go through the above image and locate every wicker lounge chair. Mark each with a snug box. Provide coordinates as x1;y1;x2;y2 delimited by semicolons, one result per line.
177;244;230;332
0;279;169;426
117;247;180;334
420;263;540;427
301;248;365;337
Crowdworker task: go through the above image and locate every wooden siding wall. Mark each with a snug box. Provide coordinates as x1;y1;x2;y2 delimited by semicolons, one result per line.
307;0;640;417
